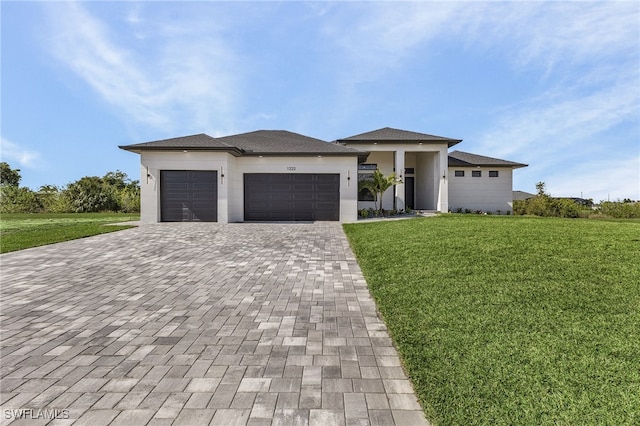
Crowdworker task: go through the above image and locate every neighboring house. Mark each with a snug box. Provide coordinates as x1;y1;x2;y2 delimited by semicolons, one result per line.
513;190;536;201
120;127;527;223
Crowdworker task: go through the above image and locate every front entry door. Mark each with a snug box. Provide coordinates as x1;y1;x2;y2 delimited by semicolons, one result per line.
405;176;415;210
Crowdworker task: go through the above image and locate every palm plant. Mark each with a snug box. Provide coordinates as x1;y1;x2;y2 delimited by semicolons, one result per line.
359;169;402;213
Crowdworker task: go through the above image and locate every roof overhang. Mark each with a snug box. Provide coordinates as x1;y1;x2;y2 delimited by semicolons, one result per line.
241;151;370;163
118;145;246;156
337;139;462;148
448;159;528;169
119;145;370;163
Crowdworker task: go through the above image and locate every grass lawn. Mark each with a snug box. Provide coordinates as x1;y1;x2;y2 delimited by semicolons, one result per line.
344;215;640;425
0;213;139;253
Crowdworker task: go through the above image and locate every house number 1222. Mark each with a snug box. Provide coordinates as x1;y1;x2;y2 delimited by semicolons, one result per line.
287;167;296;171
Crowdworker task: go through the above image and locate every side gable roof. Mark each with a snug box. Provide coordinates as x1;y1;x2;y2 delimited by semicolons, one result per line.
120;130;367;158
448;151;527;169
337;127;462;147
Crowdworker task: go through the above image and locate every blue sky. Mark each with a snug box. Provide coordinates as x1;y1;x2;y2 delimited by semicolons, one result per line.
2;1;639;202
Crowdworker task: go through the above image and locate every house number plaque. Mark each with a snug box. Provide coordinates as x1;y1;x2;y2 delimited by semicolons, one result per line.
287;166;296;171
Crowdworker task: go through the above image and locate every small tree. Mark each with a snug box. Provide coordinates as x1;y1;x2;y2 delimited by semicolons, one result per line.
0;162;21;187
63;176;118;212
358;169;402;213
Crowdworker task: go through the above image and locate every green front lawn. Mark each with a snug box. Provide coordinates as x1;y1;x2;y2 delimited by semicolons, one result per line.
0;213;139;253
344;215;640;425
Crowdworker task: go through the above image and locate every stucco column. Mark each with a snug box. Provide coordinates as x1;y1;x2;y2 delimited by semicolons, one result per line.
395;149;405;211
437;148;449;212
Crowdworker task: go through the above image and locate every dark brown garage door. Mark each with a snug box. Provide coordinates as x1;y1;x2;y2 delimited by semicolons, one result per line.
161;170;217;222
244;173;340;221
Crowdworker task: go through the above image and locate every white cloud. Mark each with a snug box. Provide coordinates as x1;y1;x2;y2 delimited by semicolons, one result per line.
325;2;638;81
505;2;639;73
477;75;639;159
324;2;465;83
545;156;640;202
44;2;240;134
0;138;42;169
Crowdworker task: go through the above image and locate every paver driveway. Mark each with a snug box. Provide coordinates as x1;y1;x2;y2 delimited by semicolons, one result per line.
0;223;428;425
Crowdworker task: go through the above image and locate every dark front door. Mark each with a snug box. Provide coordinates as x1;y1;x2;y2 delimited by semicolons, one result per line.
244;173;340;221
160;170;217;222
405;176;415;210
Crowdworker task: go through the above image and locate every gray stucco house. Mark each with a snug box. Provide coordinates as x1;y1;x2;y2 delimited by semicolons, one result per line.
120;127;527;223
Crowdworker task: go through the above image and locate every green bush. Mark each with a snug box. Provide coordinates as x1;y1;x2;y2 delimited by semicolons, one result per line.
0;186;42;213
514;196;589;218
515;196;640;219
64;176;119;213
118;186;141;213
598;201;640;218
37;185;72;213
0;166;140;214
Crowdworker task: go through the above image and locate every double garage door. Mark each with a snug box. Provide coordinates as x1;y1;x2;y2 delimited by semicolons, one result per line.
160;171;340;222
244;173;340;221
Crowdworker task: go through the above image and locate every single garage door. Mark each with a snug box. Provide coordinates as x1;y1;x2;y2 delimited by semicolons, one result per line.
161;170;217;222
244;173;340;221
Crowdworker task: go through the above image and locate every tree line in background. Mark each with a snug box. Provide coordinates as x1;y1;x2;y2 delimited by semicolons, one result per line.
513;182;640;219
0;162;140;213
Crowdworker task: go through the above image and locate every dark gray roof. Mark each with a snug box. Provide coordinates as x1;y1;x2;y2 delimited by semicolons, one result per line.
216;130;365;156
337;127;462;147
513;190;536;200
448;151;528;169
120;130;366;158
119;134;243;155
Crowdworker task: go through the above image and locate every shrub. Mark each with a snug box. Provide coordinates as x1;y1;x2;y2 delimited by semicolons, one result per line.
118;186;141;213
598;201;640;219
63;177;119;213
37;185;72;213
0;186;42;213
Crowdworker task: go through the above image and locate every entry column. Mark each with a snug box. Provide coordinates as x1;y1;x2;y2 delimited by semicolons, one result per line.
437;148;449;212
395;150;405;211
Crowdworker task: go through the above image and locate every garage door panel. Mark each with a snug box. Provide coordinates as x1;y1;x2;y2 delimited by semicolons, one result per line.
292;175;313;182
316;183;339;191
165;182;189;190
293;200;314;209
244;173;339;221
292;195;314;202
192;183;215;191
292;184;314;191
271;183;293;191
315;174;337;182
161;170;217;222
316;194;339;202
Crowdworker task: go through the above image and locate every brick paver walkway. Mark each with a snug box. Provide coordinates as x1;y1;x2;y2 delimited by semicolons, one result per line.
0;223;428;425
